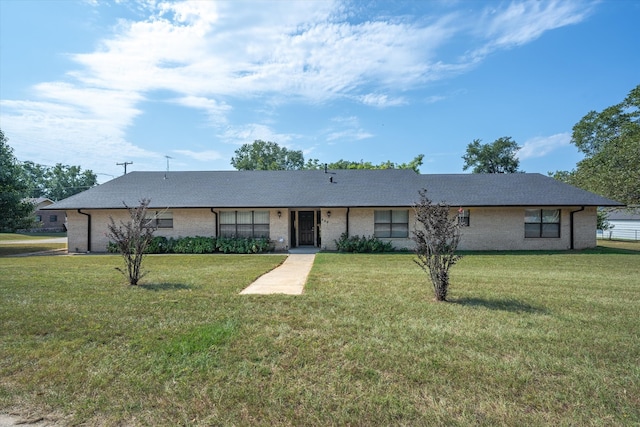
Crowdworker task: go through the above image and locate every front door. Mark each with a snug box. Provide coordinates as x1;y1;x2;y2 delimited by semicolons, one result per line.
298;211;315;246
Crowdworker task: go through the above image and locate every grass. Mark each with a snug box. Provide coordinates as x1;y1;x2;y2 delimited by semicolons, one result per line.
0;244;66;256
597;238;640;252
0;232;67;241
0;233;67;256
1;249;639;426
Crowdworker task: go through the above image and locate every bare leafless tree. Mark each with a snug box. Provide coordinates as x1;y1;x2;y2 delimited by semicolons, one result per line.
107;198;156;285
413;190;462;301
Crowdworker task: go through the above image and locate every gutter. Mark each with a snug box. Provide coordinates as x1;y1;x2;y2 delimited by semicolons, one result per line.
77;209;91;252
570;206;585;250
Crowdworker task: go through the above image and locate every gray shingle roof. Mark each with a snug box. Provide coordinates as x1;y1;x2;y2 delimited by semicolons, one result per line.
45;170;623;210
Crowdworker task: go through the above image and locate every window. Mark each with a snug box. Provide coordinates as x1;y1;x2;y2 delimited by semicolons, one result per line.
145;211;173;229
49;215;58;223
525;209;560;238
374;210;409;238
220;211;270;238
458;209;470;227
35;215;42;222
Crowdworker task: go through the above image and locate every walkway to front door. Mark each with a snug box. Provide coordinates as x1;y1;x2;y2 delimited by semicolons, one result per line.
239;253;316;295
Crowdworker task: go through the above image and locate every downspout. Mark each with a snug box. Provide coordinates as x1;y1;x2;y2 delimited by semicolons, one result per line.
570;206;585;250
346;207;350;236
210;208;218;236
77;209;91;253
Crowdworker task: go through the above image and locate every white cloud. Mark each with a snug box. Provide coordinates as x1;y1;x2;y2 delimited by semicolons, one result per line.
0;98;160;176
173;149;222;161
469;0;591;61
173;96;231;126
358;93;407;107
2;0;591;175
424;95;446;104
324;116;374;142
219;123;298;147
518;132;572;159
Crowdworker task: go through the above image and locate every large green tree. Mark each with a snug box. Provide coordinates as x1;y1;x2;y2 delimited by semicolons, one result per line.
462;137;521;173
0;129;35;231
20;161;98;201
231;140;305;170
231;140;424;173
45;164;98;201
552;85;640;205
325;154;424;173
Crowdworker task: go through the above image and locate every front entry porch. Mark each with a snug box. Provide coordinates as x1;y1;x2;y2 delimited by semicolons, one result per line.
290;209;322;248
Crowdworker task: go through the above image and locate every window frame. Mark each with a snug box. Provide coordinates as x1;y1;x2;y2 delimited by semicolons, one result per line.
458;209;470;227
144;211;173;229
524;209;560;238
374;209;409;238
219;210;270;238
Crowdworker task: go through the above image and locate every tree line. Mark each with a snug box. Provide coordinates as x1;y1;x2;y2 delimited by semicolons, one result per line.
0;129;97;231
230;139;425;173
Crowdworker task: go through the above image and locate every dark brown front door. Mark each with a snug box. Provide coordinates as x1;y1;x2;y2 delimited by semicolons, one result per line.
298;211;315;246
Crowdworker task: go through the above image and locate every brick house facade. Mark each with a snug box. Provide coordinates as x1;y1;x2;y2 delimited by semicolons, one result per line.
47;170;622;253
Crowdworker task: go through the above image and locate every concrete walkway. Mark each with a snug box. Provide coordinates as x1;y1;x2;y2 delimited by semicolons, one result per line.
240;253;316;295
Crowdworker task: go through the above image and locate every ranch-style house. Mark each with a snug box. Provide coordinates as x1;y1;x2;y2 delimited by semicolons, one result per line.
45;169;623;253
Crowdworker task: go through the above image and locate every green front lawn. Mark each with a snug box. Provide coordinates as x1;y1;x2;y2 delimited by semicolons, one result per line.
0;233;67;256
0;232;66;241
1;251;638;425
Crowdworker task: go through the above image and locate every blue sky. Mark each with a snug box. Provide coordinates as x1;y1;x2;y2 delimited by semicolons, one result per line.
1;0;638;182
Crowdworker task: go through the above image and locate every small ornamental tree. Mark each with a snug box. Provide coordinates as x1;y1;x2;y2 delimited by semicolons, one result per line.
412;190;462;302
107;199;156;285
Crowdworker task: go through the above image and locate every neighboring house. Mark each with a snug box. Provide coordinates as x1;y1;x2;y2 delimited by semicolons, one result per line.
600;207;640;241
43;170;623;253
26;197;66;232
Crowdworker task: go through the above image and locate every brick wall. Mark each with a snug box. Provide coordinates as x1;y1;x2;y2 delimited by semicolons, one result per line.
68;208;291;253
65;205;598;253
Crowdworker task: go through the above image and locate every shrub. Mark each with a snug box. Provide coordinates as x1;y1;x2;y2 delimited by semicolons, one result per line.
412;189;462;302
334;233;394;253
107;236;275;254
107;241;118;253
215;236;273;254
145;236;170;254
106;198;155;286
172;236;216;254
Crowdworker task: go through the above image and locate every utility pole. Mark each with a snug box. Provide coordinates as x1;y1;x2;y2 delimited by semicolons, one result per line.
165;155;173;172
116;161;133;175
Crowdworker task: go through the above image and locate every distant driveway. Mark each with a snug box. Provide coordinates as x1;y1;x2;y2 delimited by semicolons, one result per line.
0;238;67;245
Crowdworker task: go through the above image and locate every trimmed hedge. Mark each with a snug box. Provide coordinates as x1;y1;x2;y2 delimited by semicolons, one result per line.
107;236;274;254
334;233;395;253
